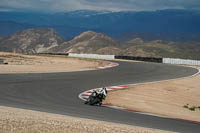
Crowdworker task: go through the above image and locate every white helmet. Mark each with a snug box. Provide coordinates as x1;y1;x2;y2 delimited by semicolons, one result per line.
96;88;101;94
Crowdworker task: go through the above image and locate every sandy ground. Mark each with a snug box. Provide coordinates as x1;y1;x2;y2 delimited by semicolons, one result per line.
0;106;172;133
105;66;200;122
0;52;108;73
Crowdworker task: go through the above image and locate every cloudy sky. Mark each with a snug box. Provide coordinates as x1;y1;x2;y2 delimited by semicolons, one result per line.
0;0;200;12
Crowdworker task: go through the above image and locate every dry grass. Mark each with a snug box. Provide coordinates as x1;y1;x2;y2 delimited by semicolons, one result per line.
0;106;172;133
0;52;109;73
104;66;200;122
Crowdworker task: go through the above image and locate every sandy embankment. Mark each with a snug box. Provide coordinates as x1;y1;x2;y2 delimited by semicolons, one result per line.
105;66;200;122
0;52;109;73
0;106;172;133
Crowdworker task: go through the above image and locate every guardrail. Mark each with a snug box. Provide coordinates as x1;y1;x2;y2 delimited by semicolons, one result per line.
68;53;115;60
163;58;200;66
37;53;69;56
35;53;200;66
115;56;163;63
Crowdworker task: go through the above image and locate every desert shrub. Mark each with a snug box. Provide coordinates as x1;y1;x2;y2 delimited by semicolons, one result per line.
183;104;200;111
183;104;189;108
189;106;196;111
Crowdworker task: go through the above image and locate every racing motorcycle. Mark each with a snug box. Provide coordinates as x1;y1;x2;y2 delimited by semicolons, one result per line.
84;89;106;106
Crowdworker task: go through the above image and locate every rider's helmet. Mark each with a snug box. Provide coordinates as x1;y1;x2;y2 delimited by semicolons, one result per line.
96;88;102;94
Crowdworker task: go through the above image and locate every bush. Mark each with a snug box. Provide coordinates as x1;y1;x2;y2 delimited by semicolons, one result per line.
183;104;200;111
183;105;189;108
189;106;196;111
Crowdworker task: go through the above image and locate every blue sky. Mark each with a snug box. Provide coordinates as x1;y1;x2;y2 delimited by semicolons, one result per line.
0;0;200;12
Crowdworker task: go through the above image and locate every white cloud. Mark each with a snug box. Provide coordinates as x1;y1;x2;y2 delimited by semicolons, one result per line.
0;0;199;12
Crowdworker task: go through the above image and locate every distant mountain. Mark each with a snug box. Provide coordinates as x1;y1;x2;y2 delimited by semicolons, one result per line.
118;32;200;42
0;9;200;42
0;28;63;53
49;31;120;54
49;30;200;59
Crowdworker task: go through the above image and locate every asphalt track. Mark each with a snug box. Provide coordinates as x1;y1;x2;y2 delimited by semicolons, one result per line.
0;61;200;133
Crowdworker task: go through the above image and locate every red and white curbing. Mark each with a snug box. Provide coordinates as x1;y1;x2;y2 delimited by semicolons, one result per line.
96;62;119;69
78;85;128;101
79;84;171;119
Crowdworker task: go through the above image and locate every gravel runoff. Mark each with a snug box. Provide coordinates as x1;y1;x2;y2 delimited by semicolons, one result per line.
104;66;200;122
0;52;110;74
0;106;173;133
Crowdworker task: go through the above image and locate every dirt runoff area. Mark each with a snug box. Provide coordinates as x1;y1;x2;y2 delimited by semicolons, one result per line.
104;66;200;122
0;106;172;133
0;52;109;73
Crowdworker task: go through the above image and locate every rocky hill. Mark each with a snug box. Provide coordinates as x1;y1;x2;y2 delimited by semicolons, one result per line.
1;28;200;60
120;39;200;59
48;31;120;54
0;28;64;53
49;31;200;59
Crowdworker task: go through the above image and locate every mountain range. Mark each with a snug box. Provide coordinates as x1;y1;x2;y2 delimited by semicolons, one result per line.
0;28;63;53
0;28;200;60
0;9;200;42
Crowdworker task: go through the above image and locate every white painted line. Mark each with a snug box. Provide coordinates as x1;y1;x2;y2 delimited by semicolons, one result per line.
108;86;124;89
103;105;126;110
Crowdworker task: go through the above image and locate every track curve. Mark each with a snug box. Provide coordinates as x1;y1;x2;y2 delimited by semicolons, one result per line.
0;61;199;133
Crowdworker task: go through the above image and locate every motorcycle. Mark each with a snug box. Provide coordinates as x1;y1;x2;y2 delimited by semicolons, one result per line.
84;90;105;106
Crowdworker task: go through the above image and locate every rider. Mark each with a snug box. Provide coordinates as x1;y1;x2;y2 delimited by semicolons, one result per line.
95;87;107;100
101;87;107;99
85;87;107;105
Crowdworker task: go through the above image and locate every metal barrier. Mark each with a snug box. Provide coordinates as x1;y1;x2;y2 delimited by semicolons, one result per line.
37;53;69;56
163;58;200;66
36;53;200;66
68;53;115;60
115;56;163;63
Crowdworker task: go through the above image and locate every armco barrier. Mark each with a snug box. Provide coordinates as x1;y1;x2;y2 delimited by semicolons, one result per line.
68;53;115;60
115;56;163;63
37;53;69;56
36;53;200;66
163;58;200;66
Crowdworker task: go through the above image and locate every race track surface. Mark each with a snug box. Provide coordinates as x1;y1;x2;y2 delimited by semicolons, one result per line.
0;61;200;133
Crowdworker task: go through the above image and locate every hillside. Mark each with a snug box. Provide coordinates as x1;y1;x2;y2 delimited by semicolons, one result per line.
121;40;179;57
0;28;64;53
49;31;200;59
0;28;200;60
49;31;120;54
